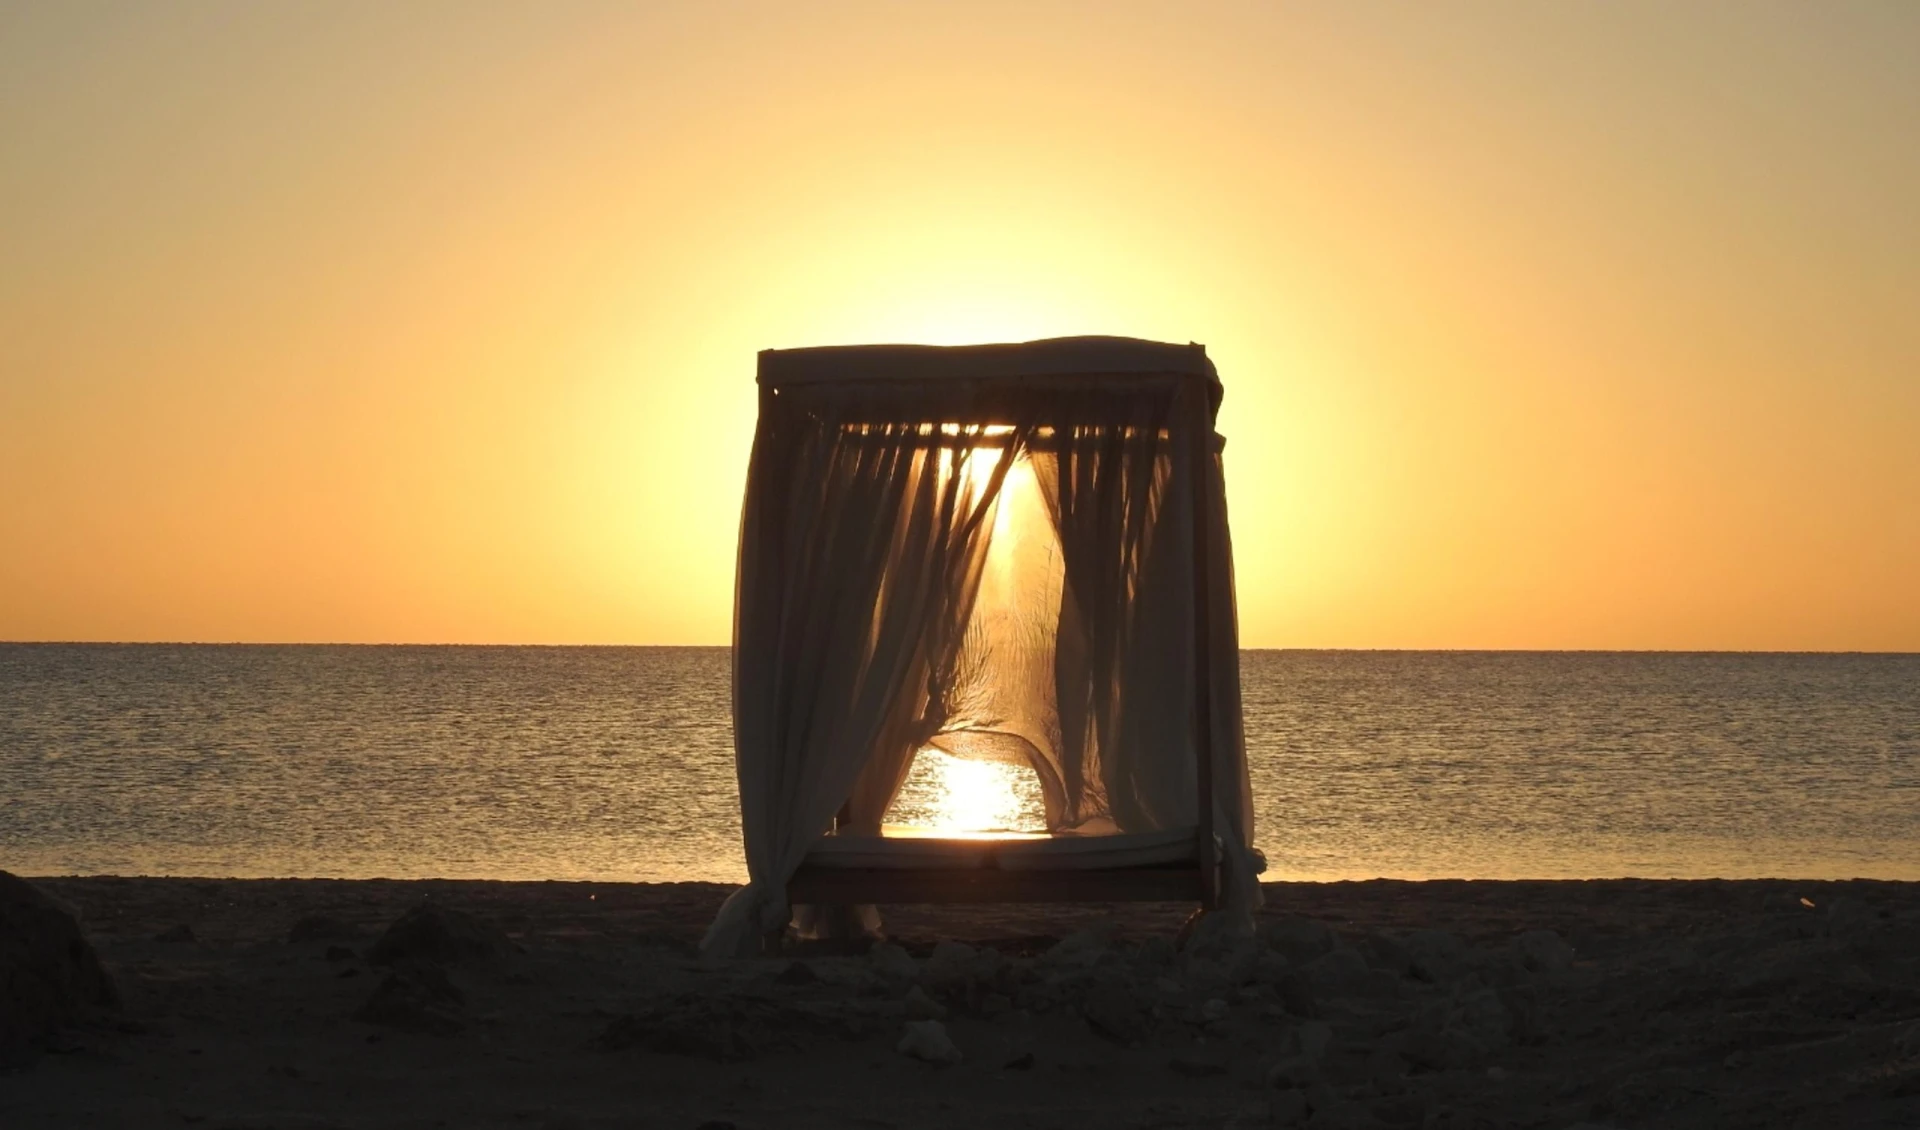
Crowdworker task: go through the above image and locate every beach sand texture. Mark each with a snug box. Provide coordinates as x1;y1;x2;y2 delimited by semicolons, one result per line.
5;875;1919;1129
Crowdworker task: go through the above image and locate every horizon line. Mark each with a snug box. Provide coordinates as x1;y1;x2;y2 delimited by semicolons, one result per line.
3;639;1916;656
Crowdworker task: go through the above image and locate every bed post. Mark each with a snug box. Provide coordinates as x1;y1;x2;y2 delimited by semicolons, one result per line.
757;375;782;955
1189;394;1219;912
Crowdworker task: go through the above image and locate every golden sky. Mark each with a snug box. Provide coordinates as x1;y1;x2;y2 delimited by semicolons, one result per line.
3;2;1917;650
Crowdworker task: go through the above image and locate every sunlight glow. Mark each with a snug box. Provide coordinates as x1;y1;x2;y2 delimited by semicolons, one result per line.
7;5;1918;649
886;746;1046;835
937;752;1027;832
988;451;1036;546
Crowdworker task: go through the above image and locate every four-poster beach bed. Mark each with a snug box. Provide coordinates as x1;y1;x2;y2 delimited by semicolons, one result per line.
702;336;1261;957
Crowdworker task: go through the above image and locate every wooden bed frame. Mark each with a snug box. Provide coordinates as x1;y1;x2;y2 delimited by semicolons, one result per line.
787;859;1212;906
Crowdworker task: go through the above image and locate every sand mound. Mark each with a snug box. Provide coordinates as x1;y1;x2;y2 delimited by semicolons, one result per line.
0;871;118;1062
365;903;514;966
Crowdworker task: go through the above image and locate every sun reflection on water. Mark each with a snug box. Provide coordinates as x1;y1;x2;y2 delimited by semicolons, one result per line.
884;746;1047;835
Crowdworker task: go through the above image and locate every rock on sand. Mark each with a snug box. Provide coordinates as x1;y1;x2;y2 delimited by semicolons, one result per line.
0;871;119;1062
896;1019;963;1065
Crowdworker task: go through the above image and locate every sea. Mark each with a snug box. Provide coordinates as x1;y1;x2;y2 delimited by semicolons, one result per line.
2;645;1916;883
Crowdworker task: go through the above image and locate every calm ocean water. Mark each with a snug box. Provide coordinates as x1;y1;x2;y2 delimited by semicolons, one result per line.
2;645;1915;883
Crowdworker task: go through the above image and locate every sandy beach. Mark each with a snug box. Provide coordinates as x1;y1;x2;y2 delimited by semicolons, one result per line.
4;874;1917;1129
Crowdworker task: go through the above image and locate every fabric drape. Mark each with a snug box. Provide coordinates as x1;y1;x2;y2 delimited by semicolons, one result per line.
1033;391;1174;833
1028;380;1261;911
921;454;1068;825
704;403;1025;957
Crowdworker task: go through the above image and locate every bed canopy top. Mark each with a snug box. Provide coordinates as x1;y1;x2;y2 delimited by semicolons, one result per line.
754;336;1225;429
758;335;1220;386
704;335;1259;957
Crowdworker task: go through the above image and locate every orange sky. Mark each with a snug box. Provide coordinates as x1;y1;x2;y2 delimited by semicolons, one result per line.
3;2;1917;650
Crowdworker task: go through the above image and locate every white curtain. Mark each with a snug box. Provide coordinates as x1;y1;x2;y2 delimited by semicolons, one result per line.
1031;379;1260;911
704;395;1028;957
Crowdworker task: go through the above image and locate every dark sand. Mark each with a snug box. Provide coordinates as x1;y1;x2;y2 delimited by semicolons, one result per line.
5;877;1918;1128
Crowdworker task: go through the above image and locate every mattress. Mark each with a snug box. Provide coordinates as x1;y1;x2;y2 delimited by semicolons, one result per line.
801;824;1207;871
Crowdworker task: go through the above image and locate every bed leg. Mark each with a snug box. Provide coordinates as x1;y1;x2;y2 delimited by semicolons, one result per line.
759;892;793;957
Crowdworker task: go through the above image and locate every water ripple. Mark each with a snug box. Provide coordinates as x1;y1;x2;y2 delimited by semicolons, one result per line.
1;645;1914;881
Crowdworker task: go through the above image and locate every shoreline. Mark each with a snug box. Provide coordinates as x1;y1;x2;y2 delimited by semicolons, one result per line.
24;874;1920;945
